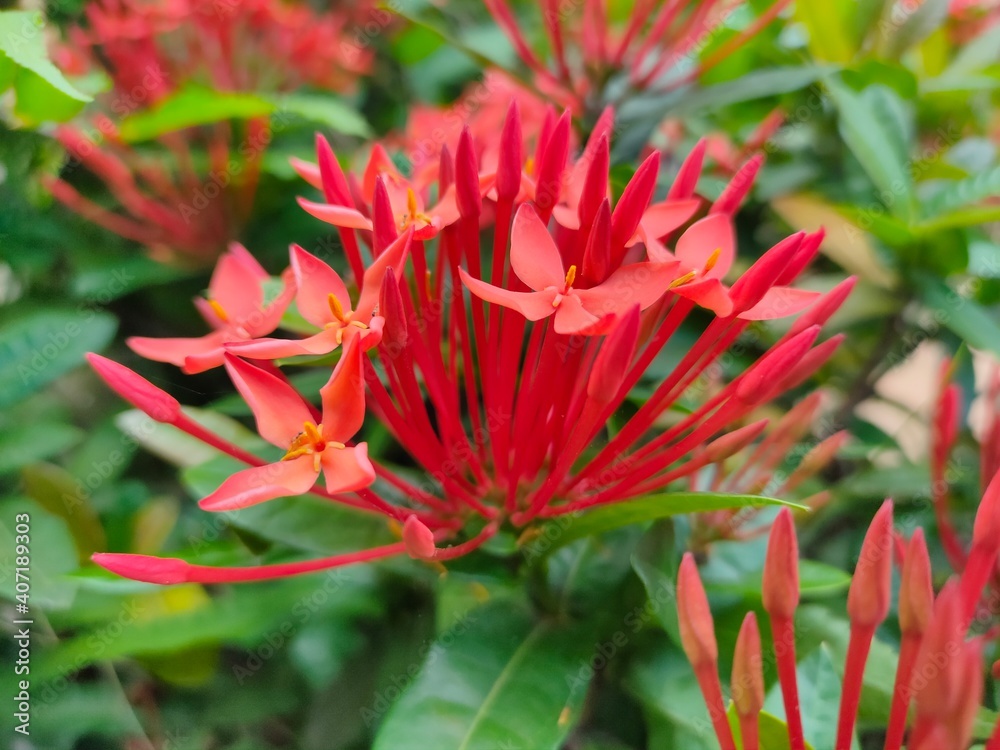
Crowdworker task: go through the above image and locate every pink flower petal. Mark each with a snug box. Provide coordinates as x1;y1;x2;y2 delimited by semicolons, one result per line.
459;268;559;321
674;214;735;279
738;287;820;321
552;204;581;230
510;203;567;291
198;458;318;511
362;144;404;203
290;244;350;328
208;243;269;322
553;293;601;334
223;354;314;448
290;157;323;190
575;261;680;317
226;329;343;360
356;229;412;320
321;443;376;493
320;336;367;443
247;268;297;338
298;198;374;231
127;330;227;369
633;198;701;246
673;278;734;317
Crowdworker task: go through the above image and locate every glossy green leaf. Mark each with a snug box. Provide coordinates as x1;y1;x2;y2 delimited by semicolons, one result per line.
0;307;117;409
118;84;274;141
0;10;90;125
827;79;916;222
273;93;372;137
916;274;1000;357
372;600;594;750
525;493;803;559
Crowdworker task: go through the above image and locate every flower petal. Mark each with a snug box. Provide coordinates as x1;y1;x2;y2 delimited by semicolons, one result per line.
226;329;343;360
510;203;567;291
199;458;318;511
321;443;376;493
320;336;367;442
209;243;269;321
356;228;412;320
675;214;735;279
459;268;558;321
553;293;601;334
298;198;374;231
127;331;227;369
290;157;322;190
633;199;701;246
575;261;681;317
673;278;734;317
290;244;350;327
247;268;297;337
223;353;314;447
738;287;820;321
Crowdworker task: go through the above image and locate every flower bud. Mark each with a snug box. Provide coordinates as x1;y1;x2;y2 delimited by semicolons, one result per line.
87;353;181;423
762;508;799;620
677;553;718;668
847;500;894;628
403;516;437;560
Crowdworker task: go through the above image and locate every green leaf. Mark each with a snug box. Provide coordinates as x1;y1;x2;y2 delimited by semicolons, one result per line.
0;422;82;473
922;164;1000;217
372;600;594;750
881;0;949;58
671;66;838;115
795;1;854;63
20;462;107;563
118;84;274;141
0;307;117;409
728;704;815;750
0;10;90;125
916;274;1000;357
826;79;916;222
525;493;803;559
272;93;371;137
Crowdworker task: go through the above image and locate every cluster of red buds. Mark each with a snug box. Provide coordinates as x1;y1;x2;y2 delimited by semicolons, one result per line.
679;474;1000;750
46;0;373;264
86;104;848;584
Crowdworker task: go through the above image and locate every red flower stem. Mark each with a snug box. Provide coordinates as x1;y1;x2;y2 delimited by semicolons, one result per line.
985;715;1000;750
372;465;452;515
884;632;922;750
739;713;759;750
433;522;499;561
693;662;738;750
836;624;876;750
771;615;806;750
171;412;266;467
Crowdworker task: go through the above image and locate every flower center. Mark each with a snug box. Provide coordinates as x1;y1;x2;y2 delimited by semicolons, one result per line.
324;294;369;343
282;421;344;471
400;187;432;229
552;265;578;308
207;298;229;323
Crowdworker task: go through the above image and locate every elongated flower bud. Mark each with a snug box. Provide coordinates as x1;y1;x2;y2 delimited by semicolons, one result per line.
579;134;610;230
87;353;181;423
372;176;399;253
534;111;571;220
711;154;763;215
677;553;717;668
611;151;660;255
729;232;804;314
379;267;408;358
736;326;819;405
763;508;799;620
732;612;765;718
403;516;437;560
667;138;706;200
587;306;639;402
899;529;933;636
496;102;523;202
456;127;482;218
788;277;857;336
847;500;894;628
316;133;351;205
582;199;612;286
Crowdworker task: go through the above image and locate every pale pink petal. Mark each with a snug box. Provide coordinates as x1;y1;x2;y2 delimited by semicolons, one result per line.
355;229;412;319
672;278;734;317
426;184;462;230
674;214;735;279
226;329;343;360
247;268;297;337
290;244;350;327
576;261;681;317
127;331;227;369
344;316;384;351
321;443;376;493
290;157;323;190
510;203;567;291
738;287;820;321
223;354;314;448
459;268;558;321
553;293;601;335
193;297;226;329
198;458;318;511
633;199;701;246
320;336;367;443
298;198;374;231
209;243;268;321
552;204;581;230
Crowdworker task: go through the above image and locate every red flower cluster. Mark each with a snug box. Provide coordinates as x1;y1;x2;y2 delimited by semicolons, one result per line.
88;105;848;584
46;0;372;264
679;479;1000;750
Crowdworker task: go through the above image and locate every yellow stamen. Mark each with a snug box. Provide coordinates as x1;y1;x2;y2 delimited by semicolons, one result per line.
328;293;346;322
350;320;369;330
407;187;418;218
425;269;434;302
282;421;327;462
525;157;535;176
669;271;697;289
703;247;722;274
564;264;577;289
303;422;323;443
207;299;229;323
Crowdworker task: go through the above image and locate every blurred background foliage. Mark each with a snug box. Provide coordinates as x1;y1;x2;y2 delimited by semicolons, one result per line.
2;0;1000;748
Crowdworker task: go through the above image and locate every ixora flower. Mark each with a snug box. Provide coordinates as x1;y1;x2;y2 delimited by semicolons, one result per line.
127;242;296;373
483;0;793;111
46;0;373;264
678;478;1000;750
90;104;846;585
